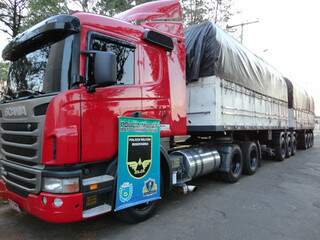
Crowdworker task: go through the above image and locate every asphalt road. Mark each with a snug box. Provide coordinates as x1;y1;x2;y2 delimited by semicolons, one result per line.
1;138;320;240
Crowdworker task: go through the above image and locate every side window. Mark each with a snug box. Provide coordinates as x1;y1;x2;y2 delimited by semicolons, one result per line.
88;35;135;85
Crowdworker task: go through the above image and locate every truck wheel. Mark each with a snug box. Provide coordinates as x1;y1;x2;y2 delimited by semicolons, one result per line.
308;133;313;148
286;133;292;158
273;133;286;161
221;145;243;183
106;160;161;224
310;132;314;148
302;132;308;150
240;142;259;175
306;133;311;149
291;134;297;156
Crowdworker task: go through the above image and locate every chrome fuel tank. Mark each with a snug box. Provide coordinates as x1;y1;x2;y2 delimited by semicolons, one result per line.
170;147;221;179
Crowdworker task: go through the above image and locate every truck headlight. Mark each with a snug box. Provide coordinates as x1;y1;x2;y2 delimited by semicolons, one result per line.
42;178;79;193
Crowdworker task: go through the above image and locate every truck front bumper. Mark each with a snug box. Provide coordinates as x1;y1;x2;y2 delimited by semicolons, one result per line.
0;179;83;223
0;160;114;223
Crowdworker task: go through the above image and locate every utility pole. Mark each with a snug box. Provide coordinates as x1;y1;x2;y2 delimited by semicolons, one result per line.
227;20;259;43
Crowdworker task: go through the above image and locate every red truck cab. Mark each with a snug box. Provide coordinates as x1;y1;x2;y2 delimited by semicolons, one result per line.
0;0;186;223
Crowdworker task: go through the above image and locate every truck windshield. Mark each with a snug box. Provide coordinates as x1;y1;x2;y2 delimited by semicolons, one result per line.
4;34;78;100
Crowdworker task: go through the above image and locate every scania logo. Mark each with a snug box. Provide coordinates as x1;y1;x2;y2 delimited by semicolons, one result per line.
4;106;28;118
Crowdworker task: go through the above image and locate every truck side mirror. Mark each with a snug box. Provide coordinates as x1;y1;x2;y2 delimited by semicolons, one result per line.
94;51;117;87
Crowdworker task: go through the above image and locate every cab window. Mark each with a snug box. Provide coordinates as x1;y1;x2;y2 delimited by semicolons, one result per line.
88;34;135;85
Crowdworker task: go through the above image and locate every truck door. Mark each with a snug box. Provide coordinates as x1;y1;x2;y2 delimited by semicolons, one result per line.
81;32;141;162
139;45;171;136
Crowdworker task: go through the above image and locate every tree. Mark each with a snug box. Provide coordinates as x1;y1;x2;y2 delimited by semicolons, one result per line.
0;0;27;37
182;0;234;28
23;0;69;29
69;0;98;12
0;61;9;93
96;0;153;16
0;61;9;82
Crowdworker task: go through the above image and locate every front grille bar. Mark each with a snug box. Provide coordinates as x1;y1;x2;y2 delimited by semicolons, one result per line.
1;150;38;162
1;160;41;194
0;129;40;136
0;139;38;149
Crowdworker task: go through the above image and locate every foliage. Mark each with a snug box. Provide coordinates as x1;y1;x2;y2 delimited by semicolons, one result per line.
23;0;69;29
182;0;234;28
0;0;27;37
96;0;153;16
0;61;9;82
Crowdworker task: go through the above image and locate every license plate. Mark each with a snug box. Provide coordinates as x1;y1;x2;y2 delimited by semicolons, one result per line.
8;199;21;213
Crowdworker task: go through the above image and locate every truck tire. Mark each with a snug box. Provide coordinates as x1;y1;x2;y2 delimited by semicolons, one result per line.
306;133;311;149
220;145;243;183
273;132;286;161
240;142;259;175
291;134;297;156
286;133;292;158
310;132;314;148
302;132;308;150
106;160;161;224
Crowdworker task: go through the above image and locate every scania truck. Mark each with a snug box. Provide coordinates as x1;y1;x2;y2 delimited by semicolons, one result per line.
0;0;315;223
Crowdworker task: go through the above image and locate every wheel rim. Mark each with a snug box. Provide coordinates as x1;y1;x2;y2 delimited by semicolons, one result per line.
292;138;296;152
250;150;258;170
287;137;292;155
305;134;308;148
281;138;286;158
231;153;241;176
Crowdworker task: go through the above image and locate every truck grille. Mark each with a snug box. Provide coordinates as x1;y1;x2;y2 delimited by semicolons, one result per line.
0;96;53;196
0;122;40;165
0;160;41;195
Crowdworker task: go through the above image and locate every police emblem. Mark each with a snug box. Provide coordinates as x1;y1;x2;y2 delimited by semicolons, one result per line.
127;136;152;179
119;182;133;203
142;178;158;196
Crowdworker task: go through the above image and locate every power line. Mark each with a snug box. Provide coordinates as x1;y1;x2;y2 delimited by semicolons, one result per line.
227;19;259;43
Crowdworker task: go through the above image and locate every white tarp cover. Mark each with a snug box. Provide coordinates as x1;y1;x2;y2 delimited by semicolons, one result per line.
185;21;288;102
285;77;314;113
293;86;315;112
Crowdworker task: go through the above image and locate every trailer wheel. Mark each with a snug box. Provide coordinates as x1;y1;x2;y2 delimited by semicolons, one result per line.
240;142;259;175
306;133;311;149
308;133;313;148
291;134;297;156
303;132;308;150
273;133;286;161
310;132;314;148
106;160;161;224
221;145;243;183
286;133;292;158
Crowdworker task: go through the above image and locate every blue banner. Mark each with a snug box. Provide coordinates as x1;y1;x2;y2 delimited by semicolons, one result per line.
115;117;161;211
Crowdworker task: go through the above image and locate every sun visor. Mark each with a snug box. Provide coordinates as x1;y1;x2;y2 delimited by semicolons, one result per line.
2;15;80;61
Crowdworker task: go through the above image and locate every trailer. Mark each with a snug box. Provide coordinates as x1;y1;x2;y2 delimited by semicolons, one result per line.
0;0;315;224
285;78;315;149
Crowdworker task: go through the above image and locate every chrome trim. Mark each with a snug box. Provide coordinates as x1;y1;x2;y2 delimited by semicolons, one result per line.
82;175;114;186
83;204;112;218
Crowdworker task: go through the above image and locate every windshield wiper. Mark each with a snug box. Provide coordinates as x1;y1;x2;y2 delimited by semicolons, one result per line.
16;89;46;99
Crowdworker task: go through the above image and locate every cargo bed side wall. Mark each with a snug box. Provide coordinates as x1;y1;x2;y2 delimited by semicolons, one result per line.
292;109;315;130
187;76;288;133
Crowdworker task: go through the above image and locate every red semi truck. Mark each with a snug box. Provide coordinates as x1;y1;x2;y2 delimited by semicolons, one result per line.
0;0;315;223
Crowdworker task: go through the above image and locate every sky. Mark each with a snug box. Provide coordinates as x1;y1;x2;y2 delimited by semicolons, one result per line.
229;0;320;115
0;0;320;114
